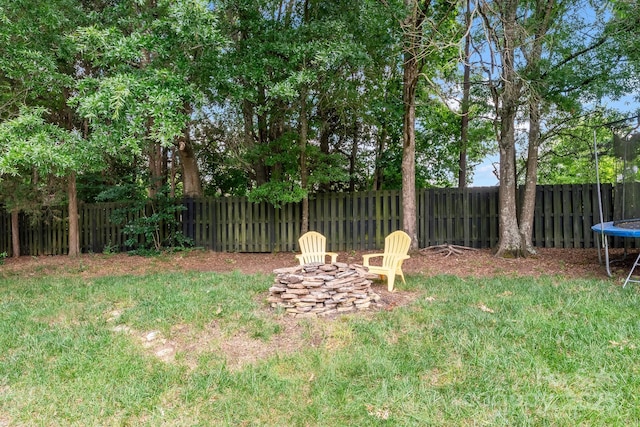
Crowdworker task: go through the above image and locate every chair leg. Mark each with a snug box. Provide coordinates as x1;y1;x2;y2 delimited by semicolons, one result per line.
387;274;395;292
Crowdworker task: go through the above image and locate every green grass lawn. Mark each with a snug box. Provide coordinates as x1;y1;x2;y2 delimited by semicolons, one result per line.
1;268;639;426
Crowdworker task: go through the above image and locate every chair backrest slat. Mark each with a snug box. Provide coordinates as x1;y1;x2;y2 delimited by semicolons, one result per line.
298;231;327;264
382;231;411;269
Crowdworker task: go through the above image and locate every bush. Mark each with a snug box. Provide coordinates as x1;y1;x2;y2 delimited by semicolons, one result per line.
107;187;193;254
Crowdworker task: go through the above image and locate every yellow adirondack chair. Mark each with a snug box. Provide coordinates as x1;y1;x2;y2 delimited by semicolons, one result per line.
295;231;338;265
362;230;411;292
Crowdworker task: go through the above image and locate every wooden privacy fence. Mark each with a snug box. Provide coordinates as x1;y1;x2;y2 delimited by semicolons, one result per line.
0;184;613;256
183;184;608;252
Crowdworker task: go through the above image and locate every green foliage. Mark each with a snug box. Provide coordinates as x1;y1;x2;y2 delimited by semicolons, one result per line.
0;107;81;177
417;100;494;187
1;0;639;218
70;0;227;179
71;72;191;156
306;148;351;191
0;106;90;215
536;111;632;185
248;181;307;208
0;251;6;264
102;185;192;254
0;0;81;117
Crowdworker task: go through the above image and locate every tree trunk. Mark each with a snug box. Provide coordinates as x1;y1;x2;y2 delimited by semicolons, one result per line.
242;99;268;185
177;104;202;198
495;129;523;257
458;0;471;188
68;172;80;257
494;0;525;257
148;142;164;197
519;96;541;253
178;141;202;198
349;120;359;192
519;1;553;253
11;208;19;258
402;55;418;249
299;88;309;234
372;127;387;191
400;0;425;250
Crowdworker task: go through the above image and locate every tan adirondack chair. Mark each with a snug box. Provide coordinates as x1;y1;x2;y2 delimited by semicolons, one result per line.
362;230;411;292
295;231;338;265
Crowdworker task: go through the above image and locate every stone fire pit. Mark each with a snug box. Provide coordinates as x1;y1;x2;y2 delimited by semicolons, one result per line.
268;262;381;318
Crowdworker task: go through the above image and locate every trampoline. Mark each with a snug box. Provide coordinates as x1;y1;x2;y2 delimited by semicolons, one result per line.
592;114;640;286
592;219;640;286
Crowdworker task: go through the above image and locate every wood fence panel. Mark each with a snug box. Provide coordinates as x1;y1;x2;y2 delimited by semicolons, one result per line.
309;195;322;242
462;188;471;247
359;192;370;249
337;194;351;250
223;197;235;251
552;186;563;247
580;184;593;248
246;201;268;252
328;193;344;251
197;198;210;249
354;193;364;248
216;197;228;251
422;189;434;246
0;207;8;255
375;190;400;247
562;185;573;248
244;199;259;252
571;185;582;248
289;201;302;251
467;189;478;247
479;187;499;248
489;188;499;247
445;189;456;243
542;186;553;247
209;199;218;250
417;190;426;248
0;184;625;256
333;193;348;251
182;198;196;247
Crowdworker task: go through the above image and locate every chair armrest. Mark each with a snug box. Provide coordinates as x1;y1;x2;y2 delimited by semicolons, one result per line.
361;253;383;267
327;252;338;263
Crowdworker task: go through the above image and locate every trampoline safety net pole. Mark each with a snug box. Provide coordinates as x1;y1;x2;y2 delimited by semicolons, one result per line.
594;128;610;275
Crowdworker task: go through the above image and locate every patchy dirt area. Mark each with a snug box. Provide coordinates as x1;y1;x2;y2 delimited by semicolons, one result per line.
0;246;622;281
1;246;631;370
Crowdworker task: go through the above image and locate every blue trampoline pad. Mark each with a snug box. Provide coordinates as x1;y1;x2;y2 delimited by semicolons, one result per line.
592;221;640;238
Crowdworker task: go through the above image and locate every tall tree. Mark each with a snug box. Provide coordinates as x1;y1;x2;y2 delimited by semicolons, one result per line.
380;0;458;249
215;1;377;212
458;0;472;188
0;108;87;256
477;0;628;256
0;0;90;256
72;0;226;197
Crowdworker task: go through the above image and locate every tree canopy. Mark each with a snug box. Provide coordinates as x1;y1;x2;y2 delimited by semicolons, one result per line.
0;0;638;255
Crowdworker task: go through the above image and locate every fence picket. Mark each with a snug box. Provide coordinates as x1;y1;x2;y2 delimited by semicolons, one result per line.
0;184;621;255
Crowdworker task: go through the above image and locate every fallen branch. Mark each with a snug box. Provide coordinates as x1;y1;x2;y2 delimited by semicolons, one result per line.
420;244;478;258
